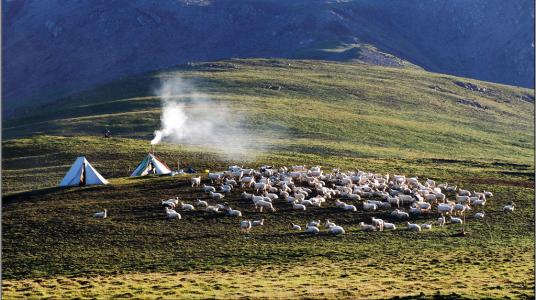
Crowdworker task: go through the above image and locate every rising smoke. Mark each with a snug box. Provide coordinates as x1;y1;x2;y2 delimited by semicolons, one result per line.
151;76;264;160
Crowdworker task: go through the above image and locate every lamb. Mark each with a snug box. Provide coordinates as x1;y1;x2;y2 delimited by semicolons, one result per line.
450;217;463;224
208;173;222;183
240;177;255;188
359;222;376;232
165;207;181;219
342;204;357;211
162;198;178;209
503;203;515;212
328;225;345;235
220;185;232;193
191;176;201;187
391;209;409;219
209;191;224;200
205;205;220;214
240;220;252;233
471;197;486;207
180;201;195;211
305;225;320;234
202;184;216;193
324;219;336;228
94;209;107;218
290;223;302;230
264;192;279;200
388;196;400;208
453;203;471;216
335;199;346;208
483;190;493;198
241;191;253;200
407;222;421;232
254;182;268;193
458;189;471;196
474;212;485;219
437;203;453;215
455;195;470;204
308;220;321;227
194;199;208;207
254;199;276;212
252;219;264;226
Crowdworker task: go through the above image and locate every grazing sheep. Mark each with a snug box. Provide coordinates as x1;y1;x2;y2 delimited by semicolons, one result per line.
437;216;446;227
453;203;471;216
388;196;400;208
240;220;252;233
290;223;302;230
225;206;242;217
391;209;409;219
194;199;208;207
220;185;232;193
305;225;320;234
264;192;279;200
407;222;421;232
458;189;471;196
483;190;493;198
437;203;453;215
359;222;376;232
254;199;276;212
94;209;107;218
205;205;220;214
241;191;253;200
455;195;470;204
503;203;515;212
191;176;201;187
254;182;268;193
328;226;345;235
165;208;181;219
383;222;396;230
180;201;195;211
209;191;224;200
450;217;463;224
421;223;432;230
292;201;307;211
202;184;216;193
252;219;264;226
474;212;485;219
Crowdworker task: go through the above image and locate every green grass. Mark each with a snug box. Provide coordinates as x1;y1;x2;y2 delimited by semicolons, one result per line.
2;59;534;299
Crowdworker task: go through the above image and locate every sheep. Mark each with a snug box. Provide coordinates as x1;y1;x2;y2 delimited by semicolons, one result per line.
180;201;195;211
328;226;345;235
194;199;208;207
252;219;264;226
225;206;242;217
308;220;321;227
335;199;346;208
162;198;178;209
324;219;336;228
474;212;485;219
391;209;409;219
94;209;107;218
254;182;268;193
437;216;446;227
450;217;463;224
421;223;432;230
503;203;515;212
471;198;486;207
383;222;396;230
362;202;378;211
240;177;255;188
241;191;253;200
205;205;220;213
290;223;302;230
437;203;453;215
483;190;493;198
407;222;421;232
240;220;252;233
254;199;276;212
292;201;307;211
359;222;376;232
371;217;384;231
305;225;320;234
209;191;224;200
165;207;181;219
264;192;279;200
342;204;357;211
453;203;471;216
388;196;400;208
455;195;470;204
191;176;201;187
220;185;232;193
208;173;222;183
202;184;216;193
458;189;471;196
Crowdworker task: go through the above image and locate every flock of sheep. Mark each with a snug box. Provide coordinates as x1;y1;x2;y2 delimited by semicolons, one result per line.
142;165;516;235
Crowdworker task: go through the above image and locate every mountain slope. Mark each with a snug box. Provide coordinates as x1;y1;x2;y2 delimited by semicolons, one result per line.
3;0;534;115
3;59;534;193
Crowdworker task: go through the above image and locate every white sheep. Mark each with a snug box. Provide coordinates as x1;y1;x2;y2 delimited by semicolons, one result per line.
437;203;453;215
503;203;515;212
362;202;378;211
458;189;471;196
383;222;396;230
94;209;107;218
240;220;252;233
324;219;336;228
407;222;421;232
421;223;432;230
165;207;181;219
241;191;253;200
292;201;307;211
194;199;208;207
209;191;224;200
474;212;485;219
359;222;376;232
254;182;267;193
391;209;409;219
328;225;345;235
388;196;400;208
205;205;220;214
180;201;195;211
371;217;384;231
305;225;320;234
450;217;463;224
225;206;242;217
290;223;302;230
437;216;446;227
254;199;276;212
252;219;264;226
191;176;201;187
483;190;493;197
220;185;232;193
202;184;216;193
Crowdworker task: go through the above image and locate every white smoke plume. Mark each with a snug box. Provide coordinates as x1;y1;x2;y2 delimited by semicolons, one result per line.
151;76;265;160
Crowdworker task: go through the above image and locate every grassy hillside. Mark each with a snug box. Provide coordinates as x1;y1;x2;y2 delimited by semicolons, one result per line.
2;59;534;298
3;59;534;194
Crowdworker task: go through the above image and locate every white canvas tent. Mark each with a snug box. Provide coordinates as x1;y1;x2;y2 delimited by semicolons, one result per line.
130;153;172;176
59;156;109;187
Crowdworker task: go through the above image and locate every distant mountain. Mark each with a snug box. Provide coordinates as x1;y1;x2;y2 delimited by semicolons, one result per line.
3;0;534;116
